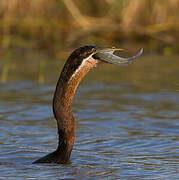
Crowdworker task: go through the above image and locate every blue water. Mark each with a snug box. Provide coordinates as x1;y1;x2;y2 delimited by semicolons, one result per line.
0;55;179;179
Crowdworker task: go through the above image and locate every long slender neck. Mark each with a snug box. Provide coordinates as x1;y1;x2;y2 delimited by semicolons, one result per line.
52;56;97;162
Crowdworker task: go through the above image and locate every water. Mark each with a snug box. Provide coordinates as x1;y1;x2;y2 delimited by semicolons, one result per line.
0;53;179;179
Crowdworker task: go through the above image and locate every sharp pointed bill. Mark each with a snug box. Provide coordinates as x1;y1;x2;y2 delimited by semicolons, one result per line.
93;48;143;66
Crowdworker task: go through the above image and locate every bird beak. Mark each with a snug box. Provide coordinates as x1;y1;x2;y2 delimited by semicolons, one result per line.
93;47;143;66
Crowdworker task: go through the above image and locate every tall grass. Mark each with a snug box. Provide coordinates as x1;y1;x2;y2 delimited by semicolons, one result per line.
0;0;178;55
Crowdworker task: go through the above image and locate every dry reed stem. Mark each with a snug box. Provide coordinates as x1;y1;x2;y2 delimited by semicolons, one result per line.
62;0;90;29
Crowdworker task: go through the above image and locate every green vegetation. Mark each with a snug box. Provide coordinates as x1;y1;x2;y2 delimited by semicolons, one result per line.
1;46;12;83
0;0;178;57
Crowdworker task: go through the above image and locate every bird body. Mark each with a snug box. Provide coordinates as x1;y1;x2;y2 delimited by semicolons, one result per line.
33;45;143;164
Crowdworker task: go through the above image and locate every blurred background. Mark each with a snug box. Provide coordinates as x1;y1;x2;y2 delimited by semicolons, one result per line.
0;0;179;83
0;0;178;57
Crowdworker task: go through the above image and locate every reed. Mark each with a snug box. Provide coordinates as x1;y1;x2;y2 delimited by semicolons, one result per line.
38;59;45;84
0;0;178;55
1;46;12;83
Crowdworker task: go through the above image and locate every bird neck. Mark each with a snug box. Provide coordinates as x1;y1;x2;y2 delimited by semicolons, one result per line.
52;57;97;162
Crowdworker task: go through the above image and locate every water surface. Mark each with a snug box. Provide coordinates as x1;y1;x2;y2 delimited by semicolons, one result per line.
0;54;179;179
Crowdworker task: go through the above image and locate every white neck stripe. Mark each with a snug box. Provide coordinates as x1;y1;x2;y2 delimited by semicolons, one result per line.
69;54;93;82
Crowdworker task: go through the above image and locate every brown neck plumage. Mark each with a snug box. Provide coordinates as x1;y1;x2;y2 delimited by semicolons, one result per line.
52;56;98;163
